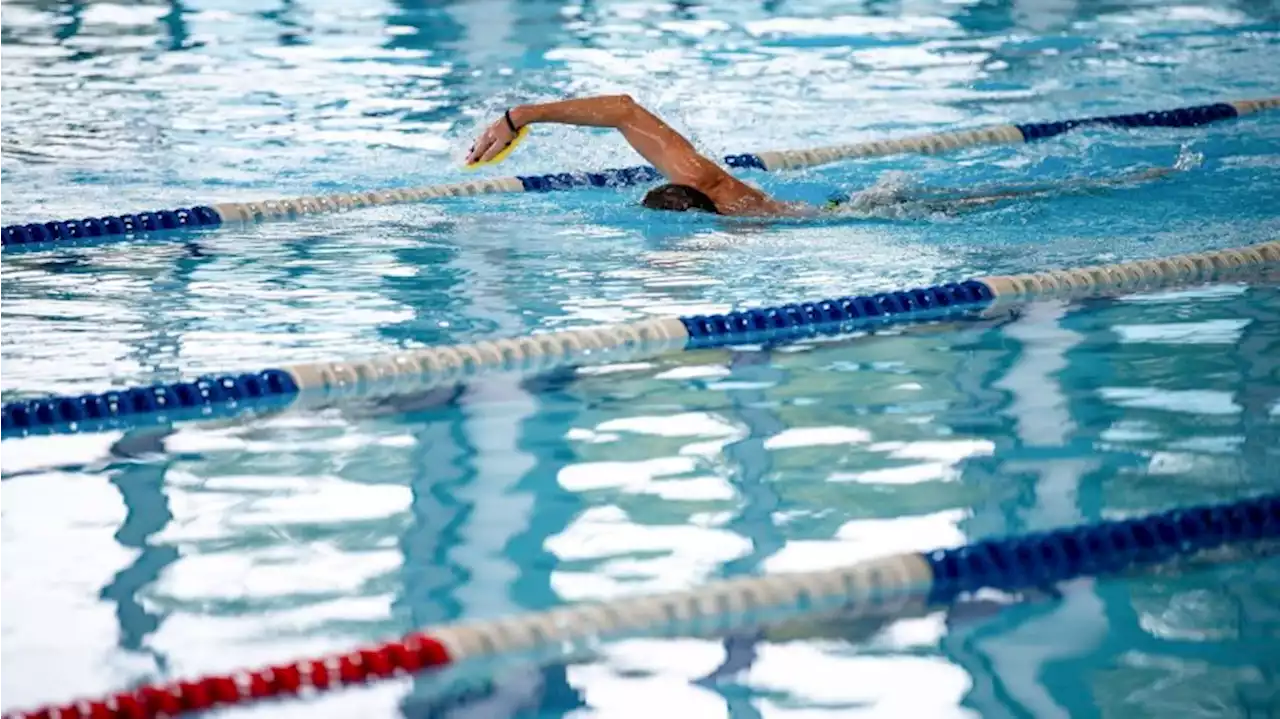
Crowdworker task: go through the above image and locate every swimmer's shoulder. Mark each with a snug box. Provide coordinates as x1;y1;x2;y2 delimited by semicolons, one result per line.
702;172;819;218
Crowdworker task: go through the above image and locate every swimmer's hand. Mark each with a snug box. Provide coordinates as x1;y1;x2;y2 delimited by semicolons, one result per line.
466;109;524;165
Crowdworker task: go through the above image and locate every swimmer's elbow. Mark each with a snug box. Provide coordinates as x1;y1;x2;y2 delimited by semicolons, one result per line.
614;94;640;122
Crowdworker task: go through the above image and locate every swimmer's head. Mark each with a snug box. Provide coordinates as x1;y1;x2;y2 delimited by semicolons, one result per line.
642;184;719;214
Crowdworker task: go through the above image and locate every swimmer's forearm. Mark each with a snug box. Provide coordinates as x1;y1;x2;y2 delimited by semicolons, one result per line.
510;95;731;193
510;95;640;129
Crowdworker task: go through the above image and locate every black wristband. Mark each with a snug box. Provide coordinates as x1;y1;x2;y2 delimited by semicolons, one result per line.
504;109;519;133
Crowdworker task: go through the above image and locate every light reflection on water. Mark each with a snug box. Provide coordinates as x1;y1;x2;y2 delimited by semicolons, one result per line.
3;0;1279;717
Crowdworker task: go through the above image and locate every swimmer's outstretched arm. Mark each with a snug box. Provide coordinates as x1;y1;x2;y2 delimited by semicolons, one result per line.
468;95;719;186
467;95;790;215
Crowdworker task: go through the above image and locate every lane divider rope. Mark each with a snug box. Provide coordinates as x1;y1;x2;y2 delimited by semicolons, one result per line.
3;240;1276;439
4;492;1276;719
3;98;1276;250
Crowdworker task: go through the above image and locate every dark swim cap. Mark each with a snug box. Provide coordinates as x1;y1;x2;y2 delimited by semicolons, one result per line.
642;184;719;213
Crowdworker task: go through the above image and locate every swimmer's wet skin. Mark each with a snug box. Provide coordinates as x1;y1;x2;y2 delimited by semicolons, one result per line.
466;95;1182;217
465;109;530;169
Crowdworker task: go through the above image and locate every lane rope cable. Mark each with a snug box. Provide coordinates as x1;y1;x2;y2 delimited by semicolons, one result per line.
4;492;1276;719
3;240;1276;439
2;97;1276;250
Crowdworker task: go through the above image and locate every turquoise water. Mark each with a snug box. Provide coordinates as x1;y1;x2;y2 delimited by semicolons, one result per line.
2;0;1279;716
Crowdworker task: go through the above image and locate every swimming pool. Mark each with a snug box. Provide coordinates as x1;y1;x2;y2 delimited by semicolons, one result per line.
2;0;1279;716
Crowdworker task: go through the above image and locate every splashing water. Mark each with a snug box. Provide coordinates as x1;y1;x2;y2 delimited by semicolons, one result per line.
1175;143;1206;171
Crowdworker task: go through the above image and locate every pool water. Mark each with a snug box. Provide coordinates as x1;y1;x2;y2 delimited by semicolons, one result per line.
2;0;1279;716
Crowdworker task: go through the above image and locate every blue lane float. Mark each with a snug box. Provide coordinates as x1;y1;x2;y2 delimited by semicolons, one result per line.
2;206;221;248
1012;101;1241;140
3;98;1276;250
0;371;300;439
679;280;993;348
924;493;1280;604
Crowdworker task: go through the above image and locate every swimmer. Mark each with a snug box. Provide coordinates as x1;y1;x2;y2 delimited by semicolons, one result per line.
467;94;1180;217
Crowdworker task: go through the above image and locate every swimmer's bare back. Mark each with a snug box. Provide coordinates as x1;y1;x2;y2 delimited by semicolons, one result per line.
466;94;1179;218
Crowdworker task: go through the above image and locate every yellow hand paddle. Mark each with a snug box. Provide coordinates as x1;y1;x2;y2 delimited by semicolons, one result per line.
465;109;529;169
464;126;529;169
